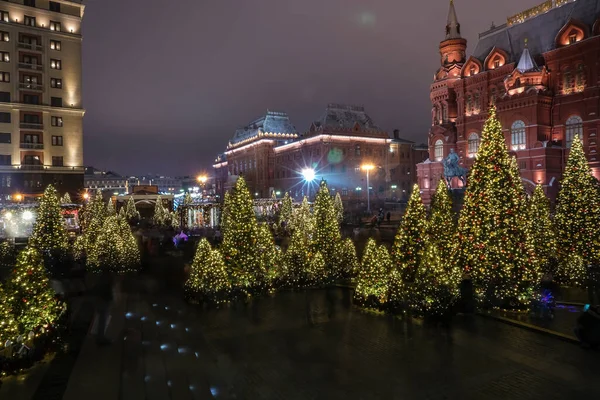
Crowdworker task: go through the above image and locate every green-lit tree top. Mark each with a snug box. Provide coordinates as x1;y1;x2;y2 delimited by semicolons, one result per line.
455;106;538;304
29;185;68;258
392;184;427;282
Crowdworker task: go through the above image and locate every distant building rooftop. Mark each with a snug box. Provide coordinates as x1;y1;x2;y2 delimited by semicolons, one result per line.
229;111;298;147
311;103;380;131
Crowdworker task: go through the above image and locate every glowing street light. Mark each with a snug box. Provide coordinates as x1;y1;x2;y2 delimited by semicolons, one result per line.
82;192;89;201
361;164;375;214
14;193;22;202
301;168;316;199
22;210;33;221
197;175;208;184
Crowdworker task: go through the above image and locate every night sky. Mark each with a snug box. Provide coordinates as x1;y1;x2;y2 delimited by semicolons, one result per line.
82;0;539;176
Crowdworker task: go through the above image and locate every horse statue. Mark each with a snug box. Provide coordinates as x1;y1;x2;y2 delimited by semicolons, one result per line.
443;148;467;188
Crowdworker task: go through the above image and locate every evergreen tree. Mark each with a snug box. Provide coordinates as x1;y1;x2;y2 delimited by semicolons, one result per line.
256;224;279;286
106;198;116;216
312;181;342;276
183;192;193;206
334;192;344;225
529;184;558;271
0;283;19;344
412;241;460;317
336;238;359;278
124;196;140;221
82;190;107;252
278;192;293;232
554;135;600;279
392;184;427;282
282;229;311;287
60;192;71;204
455;106;538;305
7;247;64;332
88;215;122;272
29;185;68;262
220;191;231;229
306;251;326;286
354;239;389;307
427;181;456;269
117;216;140;271
153;195;169;226
220;177;263;288
289;196;313;236
387;269;406;311
185;239;231;301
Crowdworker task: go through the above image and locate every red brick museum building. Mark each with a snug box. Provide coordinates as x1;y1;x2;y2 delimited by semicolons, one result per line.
417;0;600;204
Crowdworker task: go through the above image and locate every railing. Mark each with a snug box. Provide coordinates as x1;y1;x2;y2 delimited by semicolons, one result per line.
20;164;43;171
19;83;43;91
20;122;43;129
18;62;43;71
20;142;43;149
17;42;43;52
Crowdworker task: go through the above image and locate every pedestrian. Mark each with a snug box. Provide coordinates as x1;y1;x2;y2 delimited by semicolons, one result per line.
386;211;391;223
93;269;114;345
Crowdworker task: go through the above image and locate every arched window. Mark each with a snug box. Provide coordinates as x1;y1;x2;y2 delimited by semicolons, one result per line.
575;64;585;91
493;57;500;69
511;120;526;151
436;106;442;124
563;68;573;94
434;139;444;161
473;92;480;112
565;115;583;148
355;144;361;156
468;133;479;157
466;94;472;113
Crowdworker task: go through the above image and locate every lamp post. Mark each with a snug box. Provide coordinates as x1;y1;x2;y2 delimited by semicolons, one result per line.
361;164;375;214
301;168;316;200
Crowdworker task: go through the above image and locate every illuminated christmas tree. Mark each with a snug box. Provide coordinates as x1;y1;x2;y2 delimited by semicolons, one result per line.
412;241;460;317
124;196;140;221
29;185;68;265
312;181;342;276
282;229;311;287
278;192;293;232
60;192;71;204
334;192;344;225
88;215;123;272
117;216;140;271
554;135;600;285
185;238;231;302
220;191;231;230
455;106;538;306
427;181;455;263
387;269;406;312
256;224;280;287
0;283;19;344
392;184;427;282
354;239;390;307
336;238;359;279
153;195;169;226
7;247;64;332
306;251;326;286
220;177;263;289
82;190;107;252
529;184;558;272
289;196;313;235
106;198;116;216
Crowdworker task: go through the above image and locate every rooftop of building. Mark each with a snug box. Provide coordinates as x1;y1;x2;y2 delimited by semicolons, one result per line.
473;0;600;62
230;111;298;146
310;103;381;132
84;167;122;177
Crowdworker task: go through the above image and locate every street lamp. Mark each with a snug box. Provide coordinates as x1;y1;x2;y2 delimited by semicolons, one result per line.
301;168;316;199
82;192;89;201
361;164;375;214
197;175;208;184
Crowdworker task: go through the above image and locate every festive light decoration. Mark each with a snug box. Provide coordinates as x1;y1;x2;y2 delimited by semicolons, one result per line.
255;224;280;287
354;239;390;307
82;190;107;252
529;184;558;272
60;192;71;204
117;216;141;271
387;269;406;311
29;185;68;266
220;177;264;289
307;252;326;286
278;192;293;232
392;184;427;282
554;135;600;286
152;195;170;227
88;215;139;272
336;238;359;279
289;196;314;235
334;192;344;224
412;241;460;317
6;247;64;332
455;106;538;307
282;229;311;287
169;211;180;229
312;181;342;277
0;283;19;344
106;198;116;216
185;238;231;302
427;181;456;263
124;196;140;221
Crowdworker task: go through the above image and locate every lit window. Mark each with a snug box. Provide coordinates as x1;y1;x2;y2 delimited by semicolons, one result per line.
0;11;9;23
467;133;479;157
0;52;8;63
50;40;61;51
51;116;63;127
24;15;36;27
511;120;526;151
50;78;62;88
0;31;9;42
565;115;583;148
469;66;475;76
50;59;62;70
493;57;500;68
354;144;360;156
51;135;63;146
569;34;577;44
50;21;61;32
434;139;444;161
0;72;8;83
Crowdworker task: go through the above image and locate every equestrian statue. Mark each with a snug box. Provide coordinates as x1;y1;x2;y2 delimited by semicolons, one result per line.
443;148;467;188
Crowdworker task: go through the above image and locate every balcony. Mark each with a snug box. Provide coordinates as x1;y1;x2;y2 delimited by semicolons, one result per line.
20;164;43;171
18;62;43;72
18;42;43;52
20;122;43;130
19;82;43;91
20;142;43;150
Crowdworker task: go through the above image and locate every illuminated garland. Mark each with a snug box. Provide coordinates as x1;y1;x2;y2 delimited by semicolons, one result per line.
29;185;69;262
554;135;600;286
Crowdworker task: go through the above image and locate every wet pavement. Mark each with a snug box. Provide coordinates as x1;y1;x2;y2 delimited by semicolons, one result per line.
5;260;600;400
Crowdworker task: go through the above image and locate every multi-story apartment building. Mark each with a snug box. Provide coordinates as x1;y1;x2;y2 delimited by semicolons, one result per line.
0;0;84;200
214;105;427;202
417;0;600;204
84;167;127;195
